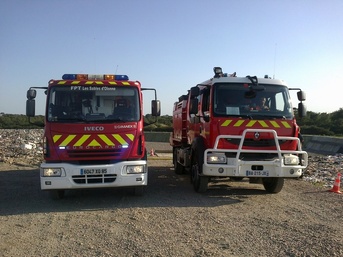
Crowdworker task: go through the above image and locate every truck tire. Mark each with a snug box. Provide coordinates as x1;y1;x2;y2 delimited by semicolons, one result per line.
262;177;284;193
191;162;209;193
133;186;144;196
191;141;208;193
173;148;185;175
49;190;65;200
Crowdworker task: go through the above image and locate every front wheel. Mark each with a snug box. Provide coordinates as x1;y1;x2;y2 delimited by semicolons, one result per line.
191;161;208;193
262;178;284;193
133;186;145;196
49;190;65;200
173;148;185;175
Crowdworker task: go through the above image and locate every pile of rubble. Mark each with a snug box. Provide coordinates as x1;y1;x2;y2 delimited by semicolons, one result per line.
0;129;44;166
303;154;343;188
0;129;342;188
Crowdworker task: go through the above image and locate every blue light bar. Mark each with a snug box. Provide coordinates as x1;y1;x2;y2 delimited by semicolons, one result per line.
62;74;77;80
61;74;129;81
115;75;129;80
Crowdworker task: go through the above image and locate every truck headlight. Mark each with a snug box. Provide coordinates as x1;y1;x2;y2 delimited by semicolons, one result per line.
43;168;62;177
126;165;145;174
207;153;227;164
284;154;299;165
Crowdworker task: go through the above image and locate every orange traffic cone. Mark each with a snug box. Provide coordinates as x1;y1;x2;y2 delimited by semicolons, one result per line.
329;173;342;194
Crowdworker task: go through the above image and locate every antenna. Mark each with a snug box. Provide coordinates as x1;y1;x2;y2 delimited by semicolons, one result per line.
115;65;119;74
273;43;277;79
93;36;97;73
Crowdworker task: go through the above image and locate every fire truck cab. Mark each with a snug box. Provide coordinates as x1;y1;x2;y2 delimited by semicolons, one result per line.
26;73;160;199
170;67;308;193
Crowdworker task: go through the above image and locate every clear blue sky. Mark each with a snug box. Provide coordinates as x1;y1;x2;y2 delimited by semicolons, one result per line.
1;0;342;116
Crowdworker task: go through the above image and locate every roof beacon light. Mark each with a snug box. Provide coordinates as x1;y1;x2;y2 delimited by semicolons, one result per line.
62;74;129;81
62;74;77;80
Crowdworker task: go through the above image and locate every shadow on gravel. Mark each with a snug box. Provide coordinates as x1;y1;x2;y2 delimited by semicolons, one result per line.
0;165;269;216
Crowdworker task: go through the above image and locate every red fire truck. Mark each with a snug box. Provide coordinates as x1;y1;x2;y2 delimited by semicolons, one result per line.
170;67;308;193
26;73;160;199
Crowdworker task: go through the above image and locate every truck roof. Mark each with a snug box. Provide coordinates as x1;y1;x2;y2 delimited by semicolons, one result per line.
200;76;287;86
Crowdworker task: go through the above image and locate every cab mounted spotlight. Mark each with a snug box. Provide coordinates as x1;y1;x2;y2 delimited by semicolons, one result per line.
213;67;223;78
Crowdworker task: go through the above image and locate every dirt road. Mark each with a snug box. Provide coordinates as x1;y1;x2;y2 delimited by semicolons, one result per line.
1;159;343;257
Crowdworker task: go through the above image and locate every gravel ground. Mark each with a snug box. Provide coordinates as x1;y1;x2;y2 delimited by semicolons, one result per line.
1;129;343;256
1;159;343;257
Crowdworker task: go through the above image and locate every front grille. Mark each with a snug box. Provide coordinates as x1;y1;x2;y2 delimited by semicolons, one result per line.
67;149;123;158
72;174;117;184
227;139;287;147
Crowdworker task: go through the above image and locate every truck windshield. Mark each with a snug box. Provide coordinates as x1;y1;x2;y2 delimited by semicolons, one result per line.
213;83;293;118
47;85;140;122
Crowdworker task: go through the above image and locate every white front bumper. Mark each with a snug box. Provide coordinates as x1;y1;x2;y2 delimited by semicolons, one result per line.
40;160;147;190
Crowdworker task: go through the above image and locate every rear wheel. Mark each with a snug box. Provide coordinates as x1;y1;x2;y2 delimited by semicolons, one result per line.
263;178;284;193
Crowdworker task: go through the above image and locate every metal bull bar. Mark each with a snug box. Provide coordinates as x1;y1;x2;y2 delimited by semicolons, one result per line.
204;129;308;177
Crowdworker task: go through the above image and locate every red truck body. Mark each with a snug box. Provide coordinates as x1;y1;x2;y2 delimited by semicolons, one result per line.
170;67;308;193
26;73;160;199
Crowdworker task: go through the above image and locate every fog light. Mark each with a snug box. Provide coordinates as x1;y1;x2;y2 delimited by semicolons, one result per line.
218;167;224;174
289;169;294;174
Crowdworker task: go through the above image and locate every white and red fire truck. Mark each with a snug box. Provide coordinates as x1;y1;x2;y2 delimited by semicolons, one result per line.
26;73;160;199
170;67;308;193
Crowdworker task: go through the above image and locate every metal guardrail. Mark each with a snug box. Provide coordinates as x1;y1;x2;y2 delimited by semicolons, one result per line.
145;132;343;155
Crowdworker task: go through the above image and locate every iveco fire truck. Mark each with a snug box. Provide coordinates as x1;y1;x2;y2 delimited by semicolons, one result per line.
170;67;308;193
26;73;160;199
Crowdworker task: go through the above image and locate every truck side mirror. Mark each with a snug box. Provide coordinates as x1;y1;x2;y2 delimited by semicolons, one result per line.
151;100;161;116
298;102;307;117
190;87;199;97
189;98;198;114
27;89;37;100
297;91;306;101
26;99;36;117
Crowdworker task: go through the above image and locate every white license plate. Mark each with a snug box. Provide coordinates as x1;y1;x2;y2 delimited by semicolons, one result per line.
81;168;108;175
246;170;269;176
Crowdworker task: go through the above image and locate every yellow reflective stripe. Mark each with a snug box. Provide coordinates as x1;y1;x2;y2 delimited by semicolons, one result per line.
95;81;103;85
88;139;101;147
57;81;66;84
53;135;62;143
246;120;257;127
126;134;134;141
74;135;90;147
85;81;93;84
234;120;244;127
98;134;115;146
258;120;269;127
71;81;80;84
108;81;117;85
221;120;232;126
122;82;130;85
270;121;280;128
113;134;127;145
281;121;291;128
60;135;76;146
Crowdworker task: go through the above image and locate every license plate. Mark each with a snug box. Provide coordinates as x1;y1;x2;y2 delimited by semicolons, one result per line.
246;170;269;176
81;168;108;175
